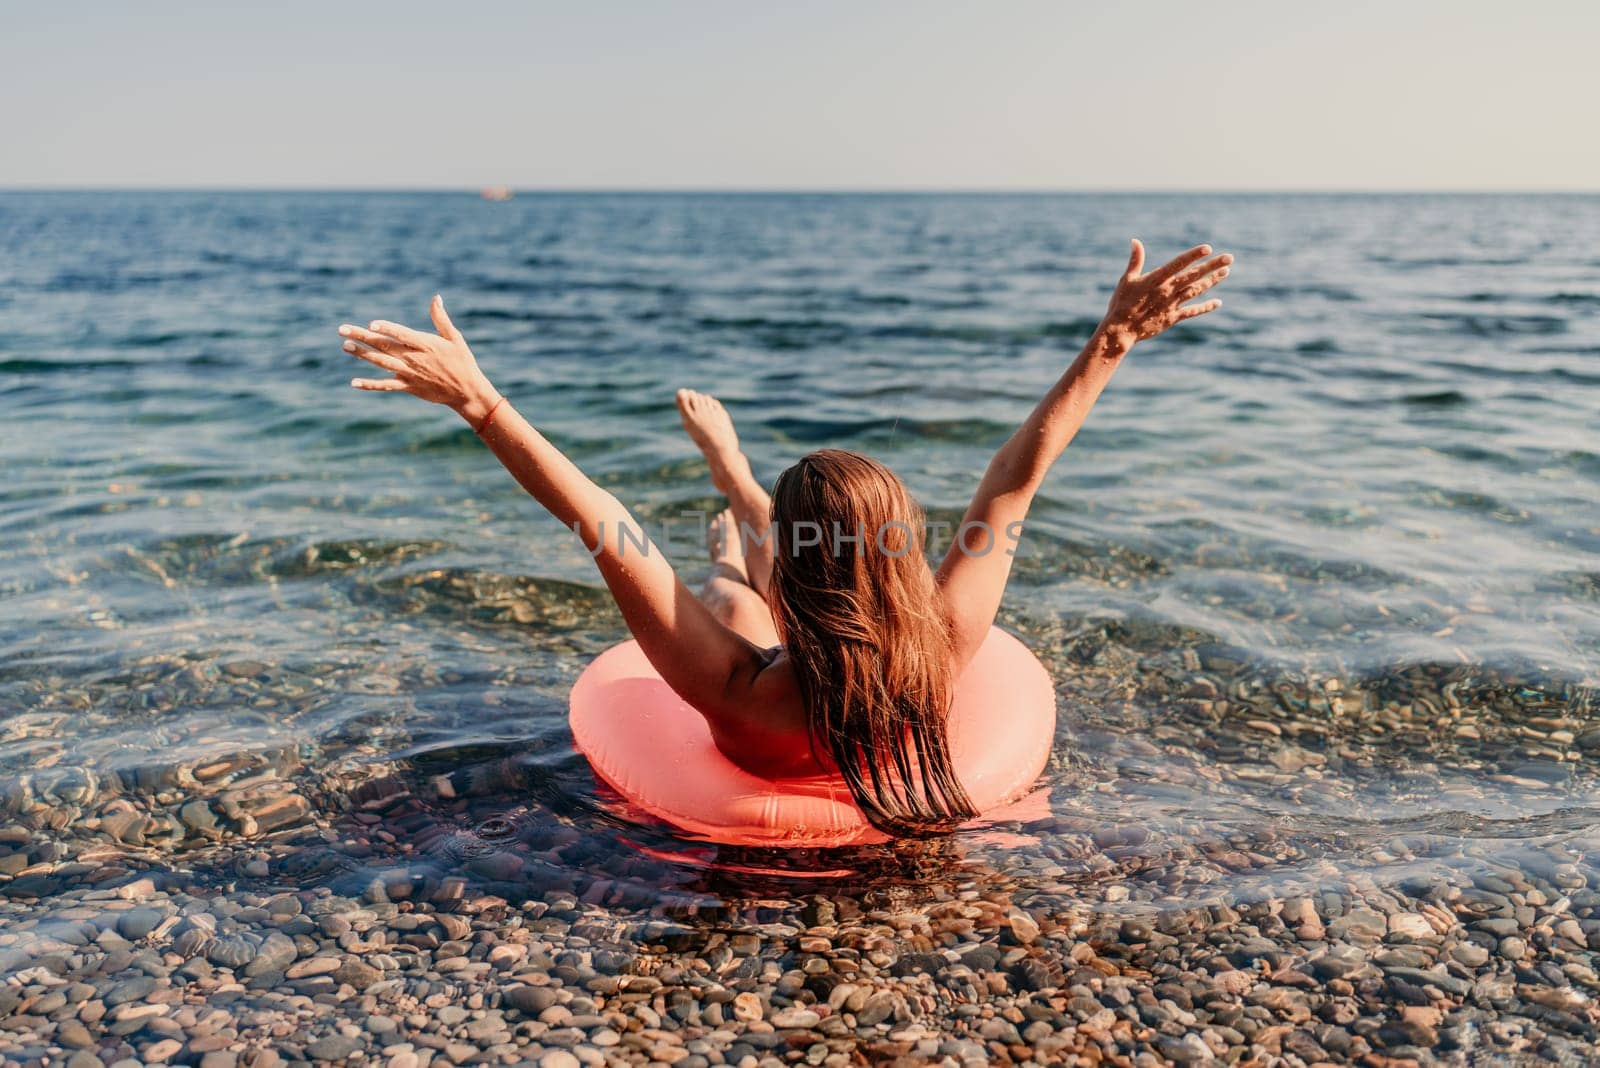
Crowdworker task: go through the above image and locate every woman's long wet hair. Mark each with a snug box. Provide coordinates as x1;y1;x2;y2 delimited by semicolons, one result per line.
767;449;977;836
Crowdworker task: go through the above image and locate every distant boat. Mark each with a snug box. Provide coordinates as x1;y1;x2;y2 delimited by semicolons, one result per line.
480;186;513;202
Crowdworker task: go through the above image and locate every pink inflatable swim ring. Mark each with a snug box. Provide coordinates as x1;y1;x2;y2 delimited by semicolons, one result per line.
570;626;1056;847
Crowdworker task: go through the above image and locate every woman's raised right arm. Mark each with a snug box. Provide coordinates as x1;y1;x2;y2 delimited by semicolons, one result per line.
935;240;1232;668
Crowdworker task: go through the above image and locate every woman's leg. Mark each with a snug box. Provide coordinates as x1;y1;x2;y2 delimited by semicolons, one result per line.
698;509;780;648
676;389;775;595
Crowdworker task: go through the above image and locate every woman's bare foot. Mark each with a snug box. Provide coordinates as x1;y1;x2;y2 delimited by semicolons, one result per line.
676;386;776;595
675;388;743;494
707;508;747;579
699;507;777;643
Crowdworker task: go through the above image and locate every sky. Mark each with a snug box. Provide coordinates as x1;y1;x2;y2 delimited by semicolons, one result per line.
3;1;1597;191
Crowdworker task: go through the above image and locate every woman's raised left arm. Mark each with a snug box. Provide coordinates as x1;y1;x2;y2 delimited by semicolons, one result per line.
339;296;769;719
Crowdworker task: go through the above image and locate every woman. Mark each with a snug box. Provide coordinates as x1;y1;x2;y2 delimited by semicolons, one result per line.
338;239;1231;835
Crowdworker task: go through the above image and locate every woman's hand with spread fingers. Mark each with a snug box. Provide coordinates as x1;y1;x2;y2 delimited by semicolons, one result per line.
339;295;499;424
1098;240;1232;351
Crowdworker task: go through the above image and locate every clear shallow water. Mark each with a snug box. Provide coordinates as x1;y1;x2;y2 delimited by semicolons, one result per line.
2;192;1599;954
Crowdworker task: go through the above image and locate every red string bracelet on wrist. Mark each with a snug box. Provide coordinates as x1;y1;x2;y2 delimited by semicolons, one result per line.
474;395;507;437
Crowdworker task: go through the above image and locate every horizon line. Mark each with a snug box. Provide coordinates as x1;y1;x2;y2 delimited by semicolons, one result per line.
3;185;1599;197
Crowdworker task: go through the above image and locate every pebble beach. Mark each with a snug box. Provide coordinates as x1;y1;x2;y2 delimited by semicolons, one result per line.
5;618;1599;1066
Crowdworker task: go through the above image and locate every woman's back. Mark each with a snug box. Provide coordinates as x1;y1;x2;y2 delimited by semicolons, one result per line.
758;450;976;833
709;649;813;777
